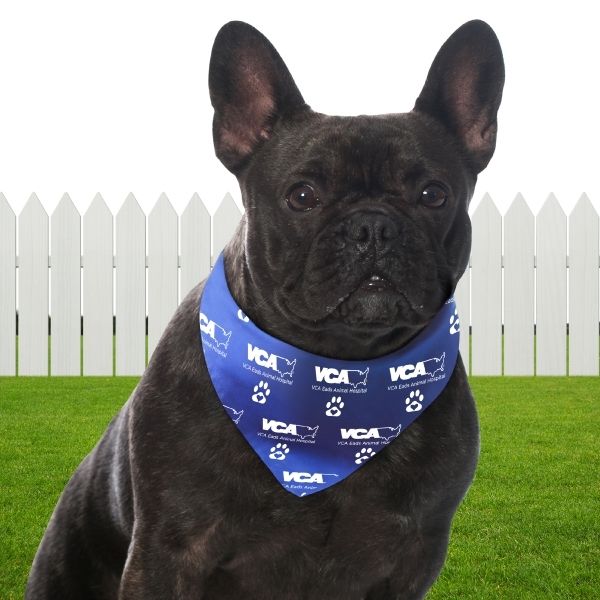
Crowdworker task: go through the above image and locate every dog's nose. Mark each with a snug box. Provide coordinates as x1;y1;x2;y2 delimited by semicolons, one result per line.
343;212;400;252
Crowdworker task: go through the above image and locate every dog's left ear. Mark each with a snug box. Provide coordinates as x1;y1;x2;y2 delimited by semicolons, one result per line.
209;21;310;175
413;20;505;173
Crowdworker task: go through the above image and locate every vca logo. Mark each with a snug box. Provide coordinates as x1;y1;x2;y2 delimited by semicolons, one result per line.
389;352;445;382
314;367;369;388
282;471;339;484
340;425;401;442
199;313;232;349
247;344;296;378
262;418;318;439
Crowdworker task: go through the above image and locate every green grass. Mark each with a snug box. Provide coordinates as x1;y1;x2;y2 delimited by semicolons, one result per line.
0;377;599;599
0;378;138;598
427;378;600;599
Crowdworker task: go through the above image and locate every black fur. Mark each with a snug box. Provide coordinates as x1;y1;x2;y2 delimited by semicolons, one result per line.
26;19;504;599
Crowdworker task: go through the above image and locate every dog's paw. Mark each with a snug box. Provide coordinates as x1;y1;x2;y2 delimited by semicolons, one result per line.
325;396;344;417
405;389;423;412
268;443;289;460
252;380;271;404
449;308;460;334
354;447;375;464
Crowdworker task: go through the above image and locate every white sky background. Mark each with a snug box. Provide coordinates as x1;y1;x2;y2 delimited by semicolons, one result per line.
0;0;598;218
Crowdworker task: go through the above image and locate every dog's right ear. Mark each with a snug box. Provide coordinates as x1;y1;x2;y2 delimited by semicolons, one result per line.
209;21;310;176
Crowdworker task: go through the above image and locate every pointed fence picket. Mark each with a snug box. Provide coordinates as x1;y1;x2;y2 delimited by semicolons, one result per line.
568;194;599;375
51;194;81;375
116;194;146;375
0;192;599;377
180;193;210;302
0;194;16;375
503;194;535;375
83;194;113;375
18;194;49;375
148;193;178;359
471;194;503;375
536;194;567;375
212;192;243;265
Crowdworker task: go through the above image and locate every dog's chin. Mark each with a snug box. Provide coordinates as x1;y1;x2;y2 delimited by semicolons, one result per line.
326;286;425;330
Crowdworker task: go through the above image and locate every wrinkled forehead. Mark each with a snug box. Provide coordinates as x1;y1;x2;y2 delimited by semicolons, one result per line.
273;113;463;195
296;114;420;163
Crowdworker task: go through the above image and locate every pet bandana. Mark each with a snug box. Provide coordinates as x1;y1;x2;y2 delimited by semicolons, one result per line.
199;253;460;497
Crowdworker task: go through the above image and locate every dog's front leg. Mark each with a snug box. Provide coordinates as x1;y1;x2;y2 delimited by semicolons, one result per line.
364;525;452;600
119;539;212;600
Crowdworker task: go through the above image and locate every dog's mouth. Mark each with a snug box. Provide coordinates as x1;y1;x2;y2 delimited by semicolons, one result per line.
323;273;395;311
357;274;394;292
323;272;424;327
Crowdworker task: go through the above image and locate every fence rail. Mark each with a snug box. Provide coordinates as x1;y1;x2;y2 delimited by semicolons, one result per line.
0;192;599;377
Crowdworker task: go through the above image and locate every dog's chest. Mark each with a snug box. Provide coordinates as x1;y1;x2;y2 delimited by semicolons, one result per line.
200;496;416;599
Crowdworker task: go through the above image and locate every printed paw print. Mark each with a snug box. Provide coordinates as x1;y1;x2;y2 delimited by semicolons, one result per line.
405;389;424;413
354;447;376;464
449;308;460;335
252;381;271;404
268;443;290;461
325;396;344;417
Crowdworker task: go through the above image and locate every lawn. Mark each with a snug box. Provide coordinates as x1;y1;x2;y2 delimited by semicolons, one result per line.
0;377;598;599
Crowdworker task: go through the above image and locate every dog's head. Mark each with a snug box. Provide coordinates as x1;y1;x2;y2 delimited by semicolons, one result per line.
208;20;504;357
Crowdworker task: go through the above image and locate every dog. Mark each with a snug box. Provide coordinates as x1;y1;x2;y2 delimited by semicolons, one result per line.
26;18;504;599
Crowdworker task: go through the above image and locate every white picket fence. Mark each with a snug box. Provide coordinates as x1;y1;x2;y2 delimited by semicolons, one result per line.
0;192;599;377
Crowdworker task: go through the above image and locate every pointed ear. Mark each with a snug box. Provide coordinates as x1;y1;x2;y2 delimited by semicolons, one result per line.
413;20;505;173
209;21;310;175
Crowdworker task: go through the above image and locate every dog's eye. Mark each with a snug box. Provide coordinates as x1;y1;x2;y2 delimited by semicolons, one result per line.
421;183;448;208
286;183;320;212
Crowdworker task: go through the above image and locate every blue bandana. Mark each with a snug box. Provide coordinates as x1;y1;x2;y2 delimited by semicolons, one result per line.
199;254;460;497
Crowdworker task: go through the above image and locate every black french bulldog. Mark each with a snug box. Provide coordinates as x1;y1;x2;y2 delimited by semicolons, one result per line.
26;18;504;600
